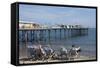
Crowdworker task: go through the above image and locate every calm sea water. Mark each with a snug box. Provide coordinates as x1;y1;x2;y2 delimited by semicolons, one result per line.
19;28;96;57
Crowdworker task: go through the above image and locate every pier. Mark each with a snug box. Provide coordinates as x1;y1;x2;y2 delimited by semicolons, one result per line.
19;28;88;43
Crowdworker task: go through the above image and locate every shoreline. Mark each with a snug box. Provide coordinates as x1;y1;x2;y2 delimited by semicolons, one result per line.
19;55;96;64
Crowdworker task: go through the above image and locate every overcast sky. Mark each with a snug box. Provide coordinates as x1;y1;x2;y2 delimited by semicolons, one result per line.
19;4;96;28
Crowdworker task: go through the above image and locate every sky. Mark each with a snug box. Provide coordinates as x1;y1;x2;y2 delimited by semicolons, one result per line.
19;4;96;28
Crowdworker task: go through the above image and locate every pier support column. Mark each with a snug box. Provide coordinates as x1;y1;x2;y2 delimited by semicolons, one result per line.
60;29;61;40
44;30;46;42
32;30;34;42
48;29;50;42
64;29;66;39
55;29;56;41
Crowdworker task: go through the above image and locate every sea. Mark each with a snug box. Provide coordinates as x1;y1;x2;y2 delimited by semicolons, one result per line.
19;28;96;58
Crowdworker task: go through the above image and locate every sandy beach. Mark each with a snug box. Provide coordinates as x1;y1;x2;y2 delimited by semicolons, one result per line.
19;43;96;64
19;56;96;64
